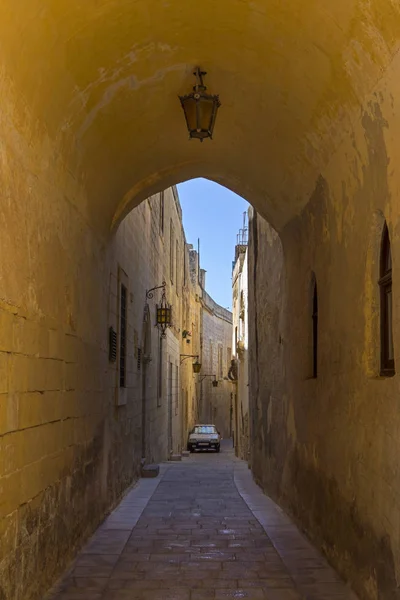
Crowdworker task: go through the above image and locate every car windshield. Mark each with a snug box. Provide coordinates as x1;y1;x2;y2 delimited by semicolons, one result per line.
193;426;217;434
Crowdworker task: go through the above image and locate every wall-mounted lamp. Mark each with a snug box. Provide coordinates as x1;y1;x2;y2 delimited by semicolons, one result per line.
179;67;221;142
180;354;202;373
146;281;172;338
199;374;218;387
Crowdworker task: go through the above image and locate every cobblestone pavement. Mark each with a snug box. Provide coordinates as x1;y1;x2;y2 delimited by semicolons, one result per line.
47;442;359;600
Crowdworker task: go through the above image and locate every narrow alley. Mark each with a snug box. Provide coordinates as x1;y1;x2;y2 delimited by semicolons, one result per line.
46;443;358;600
3;4;400;600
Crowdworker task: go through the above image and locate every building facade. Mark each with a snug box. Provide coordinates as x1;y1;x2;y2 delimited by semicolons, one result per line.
200;289;233;438
231;218;250;460
110;185;202;465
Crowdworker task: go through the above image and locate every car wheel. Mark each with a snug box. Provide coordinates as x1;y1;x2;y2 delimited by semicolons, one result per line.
216;445;220;453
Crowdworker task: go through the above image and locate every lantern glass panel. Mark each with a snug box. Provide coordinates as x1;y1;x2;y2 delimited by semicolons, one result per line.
157;307;172;325
182;96;197;133
196;96;215;136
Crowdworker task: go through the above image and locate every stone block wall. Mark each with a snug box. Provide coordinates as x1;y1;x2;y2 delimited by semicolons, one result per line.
0;80;198;600
248;51;400;600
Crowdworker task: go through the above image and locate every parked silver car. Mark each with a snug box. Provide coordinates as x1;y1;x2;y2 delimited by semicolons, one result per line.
187;424;221;453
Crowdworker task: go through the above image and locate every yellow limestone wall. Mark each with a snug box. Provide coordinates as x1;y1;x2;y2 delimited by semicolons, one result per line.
248;50;400;600
0;82;200;596
1;2;400;599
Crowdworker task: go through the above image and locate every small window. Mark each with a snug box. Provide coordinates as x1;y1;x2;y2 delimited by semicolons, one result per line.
312;280;318;378
120;284;127;387
380;223;395;376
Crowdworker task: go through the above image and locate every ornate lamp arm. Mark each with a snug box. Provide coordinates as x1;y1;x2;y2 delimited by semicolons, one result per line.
180;354;199;365
146;281;166;300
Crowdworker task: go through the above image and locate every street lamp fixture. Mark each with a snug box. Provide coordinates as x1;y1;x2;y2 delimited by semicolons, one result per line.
146;281;172;338
179;67;221;142
180;354;202;373
199;374;219;387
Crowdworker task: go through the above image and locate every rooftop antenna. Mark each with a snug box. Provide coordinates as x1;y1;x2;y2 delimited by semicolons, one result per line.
236;211;248;246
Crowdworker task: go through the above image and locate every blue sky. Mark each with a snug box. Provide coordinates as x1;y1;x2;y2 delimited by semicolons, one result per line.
177;178;249;311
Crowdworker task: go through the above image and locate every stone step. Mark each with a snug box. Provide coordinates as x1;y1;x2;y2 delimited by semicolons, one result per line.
181;450;190;458
169;454;182;461
141;464;160;478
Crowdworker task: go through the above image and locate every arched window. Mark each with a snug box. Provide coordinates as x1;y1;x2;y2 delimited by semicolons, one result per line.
312;280;318;378
379;223;395;376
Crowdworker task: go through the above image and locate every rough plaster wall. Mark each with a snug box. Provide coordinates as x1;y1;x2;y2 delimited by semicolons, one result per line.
248;53;400;600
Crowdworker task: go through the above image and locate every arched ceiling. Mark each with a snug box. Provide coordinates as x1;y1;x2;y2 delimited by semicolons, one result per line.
1;1;400;232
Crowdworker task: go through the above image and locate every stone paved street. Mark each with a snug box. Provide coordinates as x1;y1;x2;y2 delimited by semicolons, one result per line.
46;443;359;600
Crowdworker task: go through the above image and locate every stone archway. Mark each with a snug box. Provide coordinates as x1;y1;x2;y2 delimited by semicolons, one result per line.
1;3;400;600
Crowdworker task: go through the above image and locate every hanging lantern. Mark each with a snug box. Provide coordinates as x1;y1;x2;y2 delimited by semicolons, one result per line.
155;285;172;338
192;359;202;374
212;379;219;388
179;67;221;141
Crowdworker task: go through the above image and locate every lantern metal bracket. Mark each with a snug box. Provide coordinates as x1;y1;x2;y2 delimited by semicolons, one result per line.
145;281;172;339
180;354;199;365
193;67;207;91
146;281;167;300
199;374;217;383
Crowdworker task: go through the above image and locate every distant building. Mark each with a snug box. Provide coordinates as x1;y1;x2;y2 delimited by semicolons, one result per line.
231;212;249;460
187;248;233;438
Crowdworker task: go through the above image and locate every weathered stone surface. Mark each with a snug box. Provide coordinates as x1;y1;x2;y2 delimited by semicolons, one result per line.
0;182;204;600
46;443;358;600
2;4;400;600
247;79;400;600
169;454;182;462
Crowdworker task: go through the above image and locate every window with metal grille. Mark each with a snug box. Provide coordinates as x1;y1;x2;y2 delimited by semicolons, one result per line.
380;223;395;376
120;284;127;387
109;326;117;362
